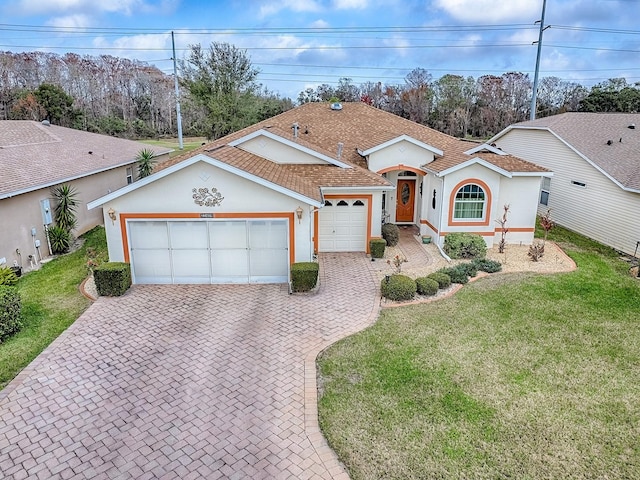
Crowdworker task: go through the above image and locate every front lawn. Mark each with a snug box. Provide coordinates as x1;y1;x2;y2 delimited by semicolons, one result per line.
318;227;640;479
0;227;107;390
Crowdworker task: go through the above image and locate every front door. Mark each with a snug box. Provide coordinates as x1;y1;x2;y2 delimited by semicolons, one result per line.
395;179;415;223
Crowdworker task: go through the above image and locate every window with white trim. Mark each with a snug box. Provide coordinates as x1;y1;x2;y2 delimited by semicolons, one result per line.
126;167;133;185
540;177;551;206
453;184;486;220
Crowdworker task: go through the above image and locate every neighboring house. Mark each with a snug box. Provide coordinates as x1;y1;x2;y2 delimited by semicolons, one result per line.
491;112;640;256
88;102;549;285
0;120;170;272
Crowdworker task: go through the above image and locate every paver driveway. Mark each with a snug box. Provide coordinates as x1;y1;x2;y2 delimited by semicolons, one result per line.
0;253;379;479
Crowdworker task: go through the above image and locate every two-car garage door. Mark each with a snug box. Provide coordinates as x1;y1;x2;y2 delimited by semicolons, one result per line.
128;219;289;284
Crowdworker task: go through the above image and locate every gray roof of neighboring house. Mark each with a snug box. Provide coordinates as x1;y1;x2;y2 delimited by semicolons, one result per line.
506;112;640;191
0;120;171;199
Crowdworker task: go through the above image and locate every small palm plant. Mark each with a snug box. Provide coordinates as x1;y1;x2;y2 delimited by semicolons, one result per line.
50;183;79;254
52;183;79;232
136;148;156;178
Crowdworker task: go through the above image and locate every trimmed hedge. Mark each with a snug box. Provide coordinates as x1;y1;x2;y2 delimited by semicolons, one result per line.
291;262;319;292
381;274;416;301
458;262;478;278
369;238;387;259
427;272;451;289
472;258;503;273
381;223;400;247
416;277;439;296
437;265;469;284
0;286;22;341
94;262;132;296
443;232;487;259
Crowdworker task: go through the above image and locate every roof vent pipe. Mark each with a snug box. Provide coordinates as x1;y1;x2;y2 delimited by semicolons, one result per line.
337;142;344;160
292;122;299;138
42;120;50;126
629;124;636;129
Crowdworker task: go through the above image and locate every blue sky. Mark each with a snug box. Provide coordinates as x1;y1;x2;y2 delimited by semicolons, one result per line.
2;0;640;99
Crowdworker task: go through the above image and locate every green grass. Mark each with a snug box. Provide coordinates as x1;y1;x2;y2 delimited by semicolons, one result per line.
0;227;107;390
318;225;640;479
140;137;207;158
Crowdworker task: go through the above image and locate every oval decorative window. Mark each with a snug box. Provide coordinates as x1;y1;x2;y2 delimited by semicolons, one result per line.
401;183;411;205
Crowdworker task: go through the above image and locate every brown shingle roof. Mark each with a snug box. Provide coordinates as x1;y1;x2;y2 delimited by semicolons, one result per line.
157;102;548;201
0;120;171;198
511;112;640;190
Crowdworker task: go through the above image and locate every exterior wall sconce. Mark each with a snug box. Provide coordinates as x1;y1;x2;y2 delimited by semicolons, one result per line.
107;207;116;225
295;206;303;223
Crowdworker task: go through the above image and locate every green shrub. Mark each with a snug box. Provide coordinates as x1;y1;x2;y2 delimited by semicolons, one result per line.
94;262;132;296
381;274;416;301
381;223;400;247
369;238;387;259
416;277;439;296
443;232;487;259
427;272;451;289
48;225;72;254
0;266;18;286
437;265;469;284
472;258;503;273
291;262;319;292
458;262;478;278
0;286;22;341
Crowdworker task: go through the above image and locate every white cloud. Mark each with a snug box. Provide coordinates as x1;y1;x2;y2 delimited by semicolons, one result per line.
332;0;368;9
259;0;322;17
45;14;93;29
310;19;330;28
434;0;540;23
15;0;173;16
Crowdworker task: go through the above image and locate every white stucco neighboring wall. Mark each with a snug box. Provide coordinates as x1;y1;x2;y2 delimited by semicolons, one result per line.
496;128;640;255
0;165;133;272
367;140;435;173
97;160;315;264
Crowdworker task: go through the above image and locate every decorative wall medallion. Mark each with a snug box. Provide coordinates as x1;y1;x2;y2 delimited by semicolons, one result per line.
192;187;224;207
199;171;211;181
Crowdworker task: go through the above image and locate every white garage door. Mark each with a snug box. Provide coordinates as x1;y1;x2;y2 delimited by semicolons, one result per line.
318;198;367;252
128;219;289;284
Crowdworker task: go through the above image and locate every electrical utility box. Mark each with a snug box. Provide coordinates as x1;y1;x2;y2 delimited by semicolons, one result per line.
41;199;53;225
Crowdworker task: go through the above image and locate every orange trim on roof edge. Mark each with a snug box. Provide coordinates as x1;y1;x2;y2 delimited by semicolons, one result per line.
447;178;492;227
323;194;373;253
120;212;296;266
376;165;426;176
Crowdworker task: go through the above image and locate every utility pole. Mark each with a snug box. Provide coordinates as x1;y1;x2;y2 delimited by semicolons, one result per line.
171;31;184;150
530;0;548;120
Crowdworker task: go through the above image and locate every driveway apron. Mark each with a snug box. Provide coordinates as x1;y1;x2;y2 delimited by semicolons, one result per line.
0;253;379;479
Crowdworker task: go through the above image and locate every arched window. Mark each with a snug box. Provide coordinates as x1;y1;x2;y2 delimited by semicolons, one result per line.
453;184;486;220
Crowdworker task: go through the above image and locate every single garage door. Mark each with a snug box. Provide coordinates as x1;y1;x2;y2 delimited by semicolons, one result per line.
318;198;367;252
128;219;289;284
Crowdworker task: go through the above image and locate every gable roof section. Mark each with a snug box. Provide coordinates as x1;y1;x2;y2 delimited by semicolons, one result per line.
357;134;444;157
491;112;640;192
156;102;548;191
0;120;171;199
88;152;325;210
228;128;353;168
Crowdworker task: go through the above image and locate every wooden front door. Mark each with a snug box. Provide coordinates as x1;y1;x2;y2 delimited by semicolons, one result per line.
395;179;415;222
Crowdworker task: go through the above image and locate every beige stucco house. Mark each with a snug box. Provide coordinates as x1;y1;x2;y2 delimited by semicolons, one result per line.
89;102;550;285
491;112;640;256
0;120;170;272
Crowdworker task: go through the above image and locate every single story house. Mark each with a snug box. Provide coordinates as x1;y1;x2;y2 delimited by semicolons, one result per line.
0;120;170;272
89;102;550;285
491;112;640;256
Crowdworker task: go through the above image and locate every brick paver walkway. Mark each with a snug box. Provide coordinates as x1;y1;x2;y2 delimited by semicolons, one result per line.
0;253;379;479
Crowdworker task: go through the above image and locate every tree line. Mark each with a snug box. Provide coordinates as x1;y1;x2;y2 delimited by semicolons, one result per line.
1;46;639;141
